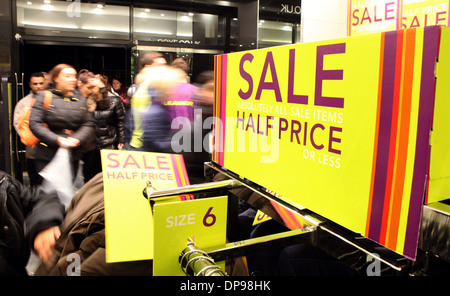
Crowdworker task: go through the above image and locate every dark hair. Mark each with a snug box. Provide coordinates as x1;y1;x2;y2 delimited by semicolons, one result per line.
77;69;95;84
48;63;76;85
195;70;214;85
170;58;189;74
140;52;164;68
29;72;45;80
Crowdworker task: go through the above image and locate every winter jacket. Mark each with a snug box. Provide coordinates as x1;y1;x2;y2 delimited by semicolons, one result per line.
94;94;126;149
0;171;65;275
29;88;95;163
34;173;152;276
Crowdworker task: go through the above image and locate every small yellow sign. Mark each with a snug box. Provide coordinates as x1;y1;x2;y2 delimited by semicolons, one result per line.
153;196;228;276
101;150;190;263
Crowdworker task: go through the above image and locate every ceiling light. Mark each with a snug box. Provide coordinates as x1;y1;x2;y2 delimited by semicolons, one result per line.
27;1;32;5
93;8;104;14
188;12;194;16
97;3;105;9
144;9;150;13
44;0;51;3
160;13;165;17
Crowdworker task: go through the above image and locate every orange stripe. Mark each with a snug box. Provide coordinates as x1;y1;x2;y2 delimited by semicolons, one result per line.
271;202;303;230
386;29;416;249
366;33;385;236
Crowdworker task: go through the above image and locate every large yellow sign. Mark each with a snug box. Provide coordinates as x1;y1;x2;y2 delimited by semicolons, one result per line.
213;26;449;260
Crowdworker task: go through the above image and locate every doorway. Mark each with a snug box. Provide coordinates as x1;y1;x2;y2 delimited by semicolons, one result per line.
22;43;131;93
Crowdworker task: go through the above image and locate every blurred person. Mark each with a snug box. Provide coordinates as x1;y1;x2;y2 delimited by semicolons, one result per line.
29;64;95;186
128;66;183;152
83;75;126;182
172;70;215;184
166;58;198;129
0;170;65;275
13;72;46;187
112;77;131;109
33;173;152;276
125;52;167;146
128;51;167;97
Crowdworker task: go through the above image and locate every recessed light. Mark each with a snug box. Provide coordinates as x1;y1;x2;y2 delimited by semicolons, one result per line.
144;9;150;13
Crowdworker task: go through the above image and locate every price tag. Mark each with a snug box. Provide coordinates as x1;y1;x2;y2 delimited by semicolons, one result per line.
153;196;228;276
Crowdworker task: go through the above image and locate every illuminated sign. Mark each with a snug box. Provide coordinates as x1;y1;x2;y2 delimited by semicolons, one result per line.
213;26;450;260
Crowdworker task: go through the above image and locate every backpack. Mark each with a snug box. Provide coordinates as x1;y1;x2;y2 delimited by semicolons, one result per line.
17;90;52;146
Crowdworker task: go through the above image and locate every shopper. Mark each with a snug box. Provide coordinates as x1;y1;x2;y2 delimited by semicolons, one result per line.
172;70;215;184
166;58;198;128
13;72;46;187
33;173;152;276
0;170;65;275
125;52;167;147
76;69;96;112
128;66;183;152
29;63;95;185
112;77;130;110
83;74;126;182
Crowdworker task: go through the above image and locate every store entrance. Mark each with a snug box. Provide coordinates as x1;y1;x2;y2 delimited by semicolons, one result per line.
22;43;131;93
132;46;219;84
14;42;131;183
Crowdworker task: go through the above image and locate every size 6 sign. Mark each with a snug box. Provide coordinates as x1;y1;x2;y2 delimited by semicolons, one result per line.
165;207;217;228
153;196;228;276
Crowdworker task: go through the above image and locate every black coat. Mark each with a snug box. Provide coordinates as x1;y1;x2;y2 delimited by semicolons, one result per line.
29;88;95;163
94;95;126;149
0;171;65;275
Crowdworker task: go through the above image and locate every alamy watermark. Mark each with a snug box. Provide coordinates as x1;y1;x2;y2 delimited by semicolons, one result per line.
66;253;81;276
366;253;381;276
170;109;280;164
66;0;81;18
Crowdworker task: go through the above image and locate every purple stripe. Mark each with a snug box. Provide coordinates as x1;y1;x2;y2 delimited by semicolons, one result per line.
403;26;439;259
219;54;227;166
368;31;398;241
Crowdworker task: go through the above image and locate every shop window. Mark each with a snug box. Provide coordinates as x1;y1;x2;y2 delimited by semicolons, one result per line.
133;7;221;46
258;20;300;48
16;0;130;40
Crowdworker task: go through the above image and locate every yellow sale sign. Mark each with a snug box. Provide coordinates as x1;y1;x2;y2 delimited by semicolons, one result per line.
213;26;450;260
101;150;190;263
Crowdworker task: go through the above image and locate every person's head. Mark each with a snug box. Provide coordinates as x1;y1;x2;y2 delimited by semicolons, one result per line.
28;72;45;94
77;69;95;98
170;58;189;75
112;78;122;91
49;64;78;95
140;52;166;69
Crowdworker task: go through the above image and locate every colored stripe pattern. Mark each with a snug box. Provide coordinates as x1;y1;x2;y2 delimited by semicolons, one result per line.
366;27;439;259
170;154;194;201
266;189;304;230
213;54;227;166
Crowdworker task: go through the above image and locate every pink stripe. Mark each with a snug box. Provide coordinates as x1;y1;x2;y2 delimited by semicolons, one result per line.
219;54;228;166
170;154;183;187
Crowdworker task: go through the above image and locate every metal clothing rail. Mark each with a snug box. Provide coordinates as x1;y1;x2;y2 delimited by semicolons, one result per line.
143;161;450;275
179;237;227;276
